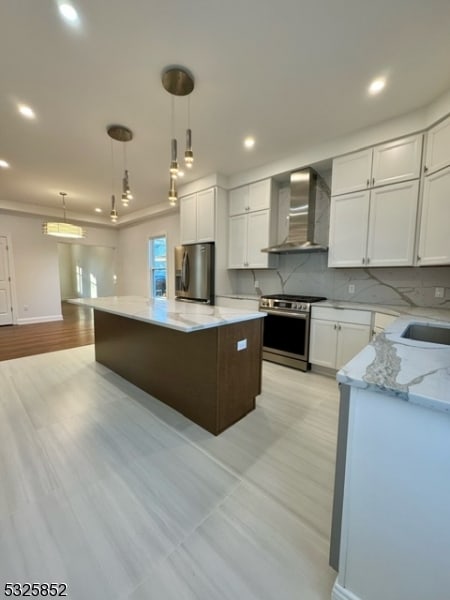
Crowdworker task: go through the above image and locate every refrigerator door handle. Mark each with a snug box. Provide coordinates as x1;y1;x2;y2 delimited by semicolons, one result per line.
185;252;190;290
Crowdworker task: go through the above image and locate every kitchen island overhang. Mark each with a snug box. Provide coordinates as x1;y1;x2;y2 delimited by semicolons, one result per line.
69;296;266;435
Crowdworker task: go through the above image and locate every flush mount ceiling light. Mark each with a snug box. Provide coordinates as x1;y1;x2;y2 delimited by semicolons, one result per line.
368;77;386;95
162;66;195;205
0;159;10;168
43;192;85;239
244;136;255;149
18;104;35;119
107;124;134;207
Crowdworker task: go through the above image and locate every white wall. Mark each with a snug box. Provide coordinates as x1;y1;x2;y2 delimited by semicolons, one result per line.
116;212;180;298
0;212;118;323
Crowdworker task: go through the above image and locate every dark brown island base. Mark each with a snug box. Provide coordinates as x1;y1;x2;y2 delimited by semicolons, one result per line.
93;307;264;435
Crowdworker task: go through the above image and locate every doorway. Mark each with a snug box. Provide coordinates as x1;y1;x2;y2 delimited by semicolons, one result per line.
0;235;14;326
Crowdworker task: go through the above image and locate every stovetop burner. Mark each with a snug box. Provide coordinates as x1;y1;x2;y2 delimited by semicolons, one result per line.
260;294;327;303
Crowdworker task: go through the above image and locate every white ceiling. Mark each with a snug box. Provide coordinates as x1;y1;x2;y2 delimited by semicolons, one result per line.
1;0;450;224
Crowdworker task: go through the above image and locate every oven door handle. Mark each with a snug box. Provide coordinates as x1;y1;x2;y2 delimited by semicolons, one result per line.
262;309;308;319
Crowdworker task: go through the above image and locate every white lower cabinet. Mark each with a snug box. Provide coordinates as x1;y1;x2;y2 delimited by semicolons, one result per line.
310;307;371;370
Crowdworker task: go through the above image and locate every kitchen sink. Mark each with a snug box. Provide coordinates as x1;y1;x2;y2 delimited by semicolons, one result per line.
401;323;450;346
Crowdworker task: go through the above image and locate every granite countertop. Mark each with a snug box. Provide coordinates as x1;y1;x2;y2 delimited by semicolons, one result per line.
337;307;450;414
69;296;265;333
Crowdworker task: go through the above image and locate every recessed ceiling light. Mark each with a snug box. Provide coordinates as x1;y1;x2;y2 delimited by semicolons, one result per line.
0;159;10;169
18;104;35;119
244;136;255;149
368;78;386;95
58;3;79;23
95;208;102;213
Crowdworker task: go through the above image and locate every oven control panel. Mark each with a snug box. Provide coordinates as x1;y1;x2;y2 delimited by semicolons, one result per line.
259;298;310;313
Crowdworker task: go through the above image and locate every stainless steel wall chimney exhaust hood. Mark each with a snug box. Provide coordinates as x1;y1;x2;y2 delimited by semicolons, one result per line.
262;167;330;254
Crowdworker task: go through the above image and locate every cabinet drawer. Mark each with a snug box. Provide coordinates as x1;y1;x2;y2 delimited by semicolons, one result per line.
311;306;372;325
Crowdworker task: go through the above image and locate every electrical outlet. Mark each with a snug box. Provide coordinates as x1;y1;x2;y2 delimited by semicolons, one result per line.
254;280;260;288
348;284;355;294
23;305;28;312
435;287;445;298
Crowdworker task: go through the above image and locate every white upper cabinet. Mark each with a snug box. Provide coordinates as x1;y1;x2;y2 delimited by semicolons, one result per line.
331;134;422;196
372;135;422;186
331;149;373;196
179;193;197;244
229;179;272;216
417;165;450;265
366;180;419;267
180;187;215;244
328;191;370;267
227;178;278;269
424;115;450;175
196;188;216;242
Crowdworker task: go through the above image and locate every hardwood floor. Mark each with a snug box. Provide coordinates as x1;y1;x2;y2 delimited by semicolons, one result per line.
0;345;340;600
0;302;94;361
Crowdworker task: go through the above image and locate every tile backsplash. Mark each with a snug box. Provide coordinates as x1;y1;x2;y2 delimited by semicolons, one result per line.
234;253;450;308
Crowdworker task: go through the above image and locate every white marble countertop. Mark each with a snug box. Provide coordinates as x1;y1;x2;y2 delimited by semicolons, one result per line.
69;296;265;333
337;307;450;414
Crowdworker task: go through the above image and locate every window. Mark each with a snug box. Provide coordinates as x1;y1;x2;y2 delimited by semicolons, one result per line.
149;235;167;298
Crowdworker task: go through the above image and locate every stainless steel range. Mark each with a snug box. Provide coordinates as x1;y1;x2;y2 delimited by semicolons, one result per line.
259;294;326;371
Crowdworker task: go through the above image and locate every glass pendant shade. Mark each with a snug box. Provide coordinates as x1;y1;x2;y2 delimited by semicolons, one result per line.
42;222;85;239
42;192;85;239
184;128;193;168
110;194;118;222
168;177;177;206
169;138;179;177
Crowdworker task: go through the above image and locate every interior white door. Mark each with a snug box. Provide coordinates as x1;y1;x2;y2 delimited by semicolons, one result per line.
0;236;13;326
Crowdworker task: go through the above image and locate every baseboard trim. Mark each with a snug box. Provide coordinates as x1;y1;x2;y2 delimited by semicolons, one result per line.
17;314;63;325
332;580;362;600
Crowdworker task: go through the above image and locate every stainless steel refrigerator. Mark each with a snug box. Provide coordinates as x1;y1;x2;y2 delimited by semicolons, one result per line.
175;242;215;304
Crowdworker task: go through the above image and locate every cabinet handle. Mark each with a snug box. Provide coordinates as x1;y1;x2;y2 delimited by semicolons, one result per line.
417;255;421;262
245;206;249;211
367;257;370;264
424;166;428;174
362;257;365;265
372;177;375;186
338;324;342;331
366;179;370;187
333;323;337;330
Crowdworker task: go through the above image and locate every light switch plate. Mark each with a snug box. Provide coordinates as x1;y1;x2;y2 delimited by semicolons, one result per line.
435;287;445;298
348;284;355;294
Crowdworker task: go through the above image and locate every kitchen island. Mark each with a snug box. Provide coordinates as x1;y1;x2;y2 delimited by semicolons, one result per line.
331;309;450;600
70;296;265;435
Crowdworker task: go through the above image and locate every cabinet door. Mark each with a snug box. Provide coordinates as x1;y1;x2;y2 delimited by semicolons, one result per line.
331;149;373;196
328;191;370;267
372;135;422;187
366;181;419;267
425;115;450;175
418;165;450;265
309;319;338;368
228;214;247;268
248;179;272;212
247;209;271;268
196;188;215;242
336;323;370;370
229;186;249;216
180;193;197;244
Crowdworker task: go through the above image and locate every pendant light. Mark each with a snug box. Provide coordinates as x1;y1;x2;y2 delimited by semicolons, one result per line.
107;124;134;208
42;192;85;239
110;194;118;222
162;66;195;205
